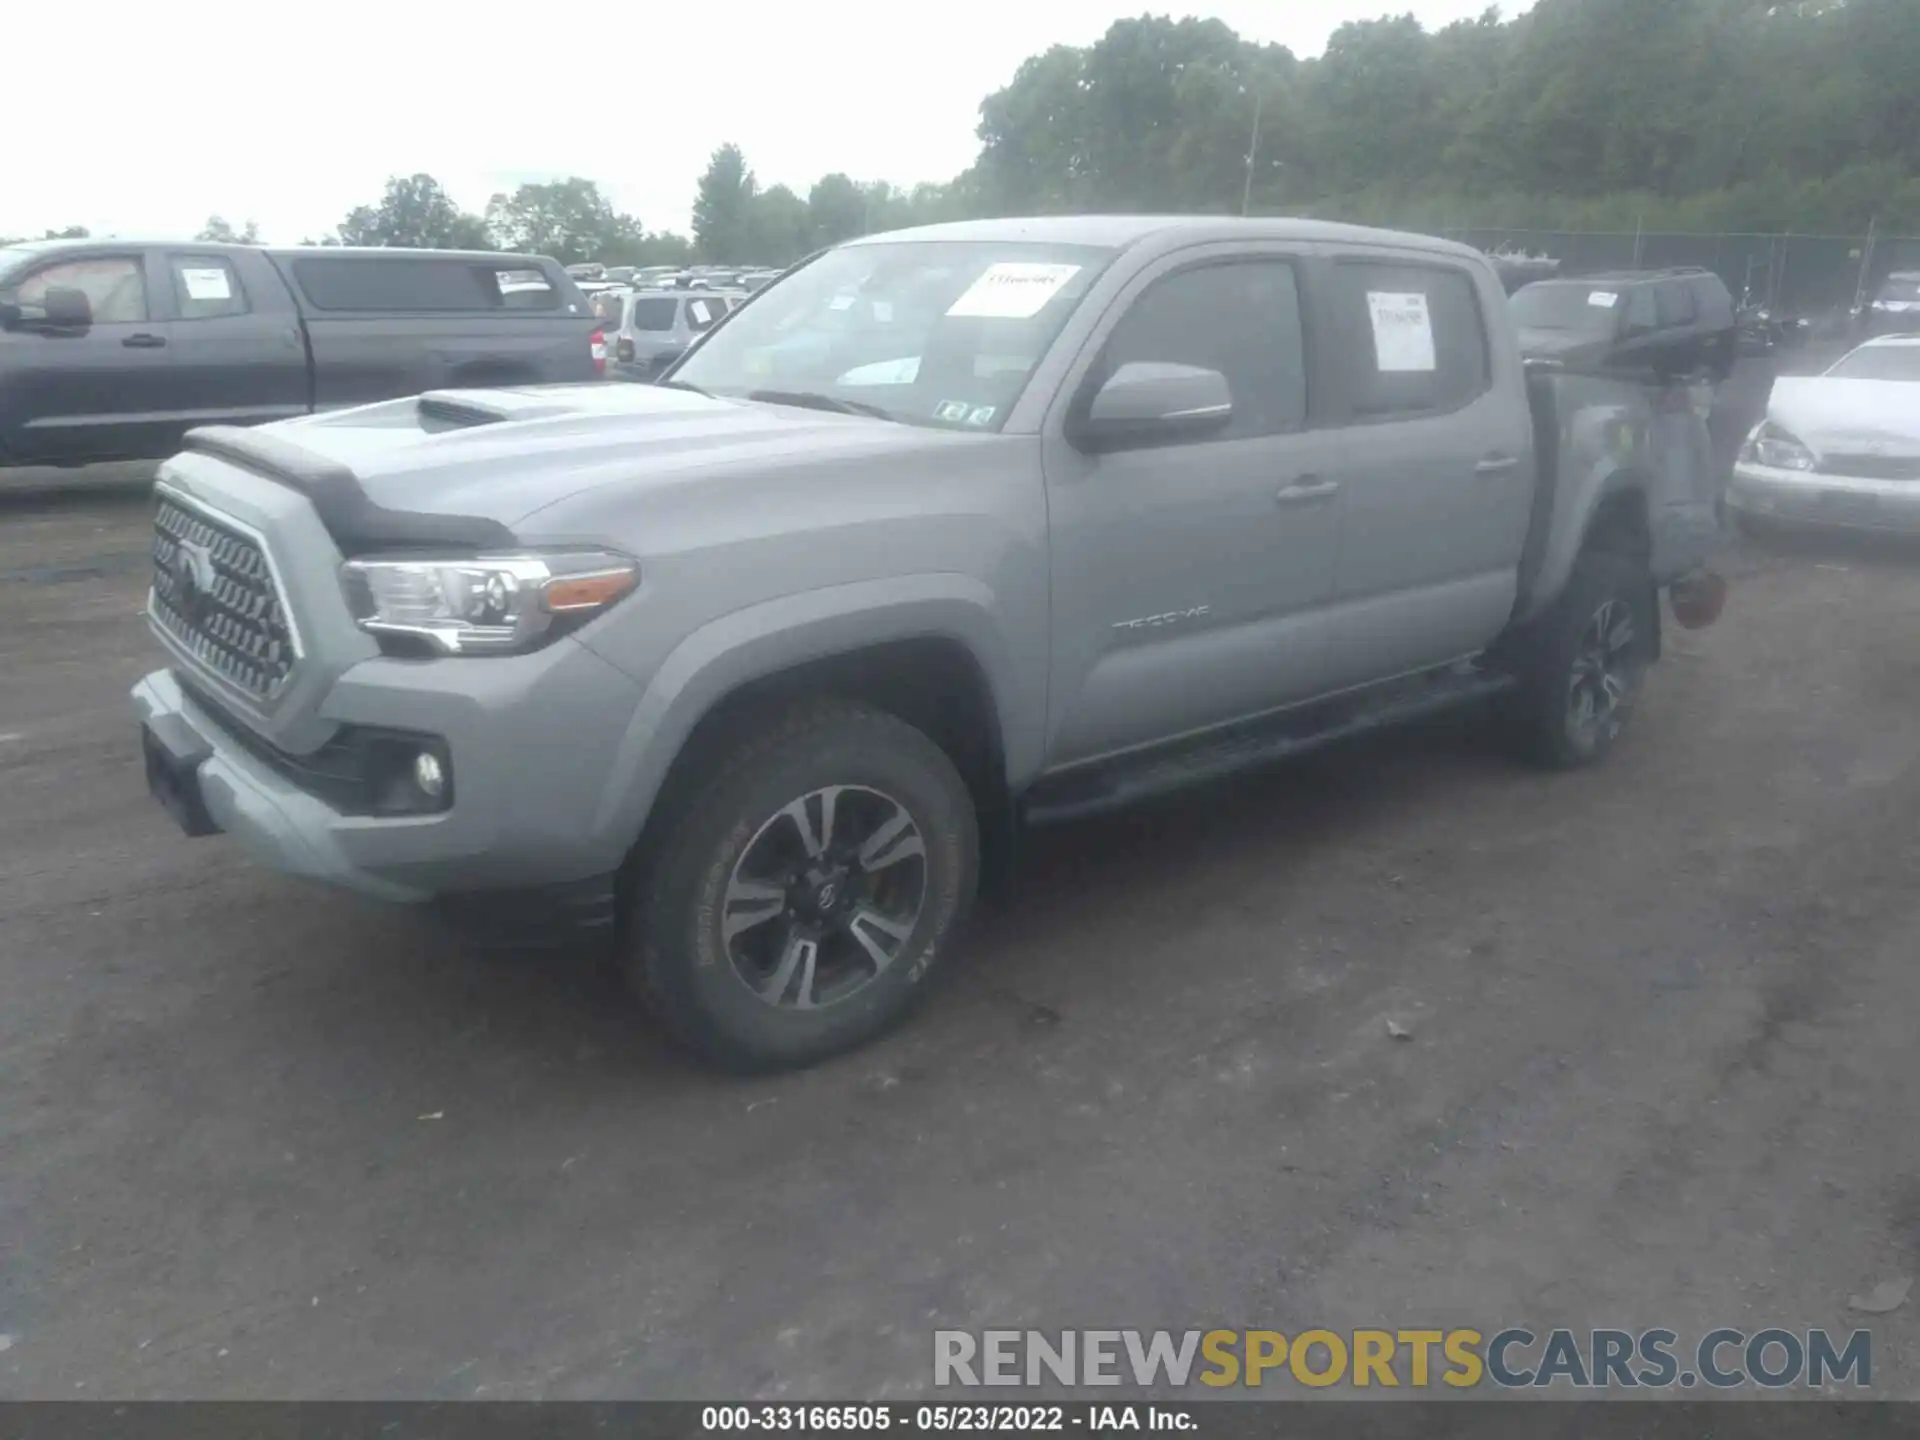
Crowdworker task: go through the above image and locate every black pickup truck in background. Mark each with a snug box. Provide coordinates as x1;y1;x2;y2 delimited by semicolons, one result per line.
0;240;604;467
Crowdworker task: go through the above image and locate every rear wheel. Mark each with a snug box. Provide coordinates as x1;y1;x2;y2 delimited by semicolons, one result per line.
1503;549;1654;770
627;701;979;1072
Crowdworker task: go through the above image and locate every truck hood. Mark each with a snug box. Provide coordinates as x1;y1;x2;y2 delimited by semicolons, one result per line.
267;382;970;529
1767;377;1920;456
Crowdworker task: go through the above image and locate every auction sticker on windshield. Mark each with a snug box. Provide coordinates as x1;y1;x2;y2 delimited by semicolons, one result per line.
947;263;1082;320
1589;290;1620;307
1366;291;1436;372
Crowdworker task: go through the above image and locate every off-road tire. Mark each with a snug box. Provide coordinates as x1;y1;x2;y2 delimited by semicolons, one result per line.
1502;548;1656;770
627;700;979;1073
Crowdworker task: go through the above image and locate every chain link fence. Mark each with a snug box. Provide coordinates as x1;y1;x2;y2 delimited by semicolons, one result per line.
1441;227;1920;322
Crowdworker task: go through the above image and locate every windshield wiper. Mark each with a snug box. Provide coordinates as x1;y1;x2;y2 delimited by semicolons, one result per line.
744;389;896;422
656;378;712;397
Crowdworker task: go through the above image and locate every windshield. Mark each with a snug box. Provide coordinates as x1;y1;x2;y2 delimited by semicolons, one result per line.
1875;276;1920;303
1510;282;1624;333
1827;344;1920;381
668;239;1116;430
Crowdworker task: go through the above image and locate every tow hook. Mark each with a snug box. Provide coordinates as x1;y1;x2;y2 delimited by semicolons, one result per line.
1670;570;1728;630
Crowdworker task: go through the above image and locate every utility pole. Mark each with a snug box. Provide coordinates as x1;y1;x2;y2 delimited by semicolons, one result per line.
1854;216;1879;312
1241;90;1263;217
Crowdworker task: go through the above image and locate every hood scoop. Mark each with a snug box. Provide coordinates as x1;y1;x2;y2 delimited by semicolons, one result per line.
417;390;592;432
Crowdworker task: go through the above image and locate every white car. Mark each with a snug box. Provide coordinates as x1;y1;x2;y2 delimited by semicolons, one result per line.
1727;335;1920;533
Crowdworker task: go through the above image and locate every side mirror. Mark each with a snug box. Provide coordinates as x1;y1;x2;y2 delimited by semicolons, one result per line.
1069;361;1233;454
41;287;93;328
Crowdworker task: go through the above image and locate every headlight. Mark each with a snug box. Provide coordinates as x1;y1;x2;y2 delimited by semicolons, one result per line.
1743;422;1816;472
341;550;640;655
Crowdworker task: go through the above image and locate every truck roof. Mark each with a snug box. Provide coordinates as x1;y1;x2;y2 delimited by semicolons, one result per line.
846;214;1488;263
2;238;559;267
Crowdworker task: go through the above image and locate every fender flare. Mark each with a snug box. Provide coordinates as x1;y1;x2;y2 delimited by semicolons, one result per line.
1517;462;1650;626
585;574;1036;855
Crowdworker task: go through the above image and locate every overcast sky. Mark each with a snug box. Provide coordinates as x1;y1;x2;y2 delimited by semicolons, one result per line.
7;0;1528;246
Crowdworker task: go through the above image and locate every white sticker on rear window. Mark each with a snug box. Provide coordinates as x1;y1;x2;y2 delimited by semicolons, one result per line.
946;263;1082;320
1589;290;1620;307
933;399;971;422
965;405;997;427
1366;291;1436;373
180;267;232;301
689;299;713;324
829;292;857;311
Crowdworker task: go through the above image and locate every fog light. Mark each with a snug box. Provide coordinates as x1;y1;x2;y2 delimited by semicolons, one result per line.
414;751;447;799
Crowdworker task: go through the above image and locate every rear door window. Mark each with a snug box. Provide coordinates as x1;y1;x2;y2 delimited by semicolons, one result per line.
630;296;677;331
1328;260;1491;419
1624;287;1658;333
685;296;723;331
168;256;248;320
1655;280;1696;327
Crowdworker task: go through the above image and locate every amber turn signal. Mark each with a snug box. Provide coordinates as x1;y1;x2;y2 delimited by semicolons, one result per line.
542;569;639;613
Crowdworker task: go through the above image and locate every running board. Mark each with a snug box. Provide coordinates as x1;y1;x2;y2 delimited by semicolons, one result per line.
1022;668;1516;826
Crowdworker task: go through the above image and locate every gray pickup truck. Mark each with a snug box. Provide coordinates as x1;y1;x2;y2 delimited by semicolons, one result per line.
132;216;1723;1072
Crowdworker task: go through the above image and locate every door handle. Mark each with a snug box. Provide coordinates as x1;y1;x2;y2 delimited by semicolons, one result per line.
1276;478;1340;504
1474;453;1521;476
122;333;167;349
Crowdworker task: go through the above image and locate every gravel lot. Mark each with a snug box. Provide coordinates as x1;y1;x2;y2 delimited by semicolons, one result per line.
5;357;1920;1401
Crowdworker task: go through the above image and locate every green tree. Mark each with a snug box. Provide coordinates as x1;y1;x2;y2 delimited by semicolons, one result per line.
333;174;492;249
806;173;869;245
747;184;813;265
484;177;642;265
196;216;261;244
692;143;758;263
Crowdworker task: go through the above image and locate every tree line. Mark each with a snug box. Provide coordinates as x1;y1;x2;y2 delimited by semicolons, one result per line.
9;0;1918;262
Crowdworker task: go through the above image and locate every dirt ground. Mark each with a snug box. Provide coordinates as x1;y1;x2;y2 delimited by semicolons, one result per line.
4;360;1919;1401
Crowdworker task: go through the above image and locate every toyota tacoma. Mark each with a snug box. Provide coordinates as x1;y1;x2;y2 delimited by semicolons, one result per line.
132;216;1724;1071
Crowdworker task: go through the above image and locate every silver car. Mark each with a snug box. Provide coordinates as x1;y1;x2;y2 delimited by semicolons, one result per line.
1727;335;1920;532
607;288;744;379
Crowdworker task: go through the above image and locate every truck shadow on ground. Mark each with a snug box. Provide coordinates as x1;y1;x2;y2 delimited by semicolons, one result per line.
284;703;1515;1094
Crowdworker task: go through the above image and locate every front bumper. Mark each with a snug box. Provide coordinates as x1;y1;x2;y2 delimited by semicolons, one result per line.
1727;461;1920;534
132;632;649;904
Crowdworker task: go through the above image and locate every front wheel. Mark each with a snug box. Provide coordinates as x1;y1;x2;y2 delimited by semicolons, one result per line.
627;701;979;1073
1502;550;1654;770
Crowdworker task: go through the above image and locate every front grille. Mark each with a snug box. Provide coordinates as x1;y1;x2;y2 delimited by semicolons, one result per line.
1819;455;1920;482
151;495;298;702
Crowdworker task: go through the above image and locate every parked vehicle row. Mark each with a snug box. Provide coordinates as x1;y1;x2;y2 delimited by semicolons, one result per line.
132;214;1723;1073
603;289;749;381
0;241;602;468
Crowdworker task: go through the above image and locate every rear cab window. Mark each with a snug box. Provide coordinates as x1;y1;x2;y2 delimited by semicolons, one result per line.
685;296;724;331
1329;258;1491;419
289;257;568;313
167;255;248;319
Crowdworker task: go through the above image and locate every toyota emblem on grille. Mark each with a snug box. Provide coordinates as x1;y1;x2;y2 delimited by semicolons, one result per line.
174;538;217;620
